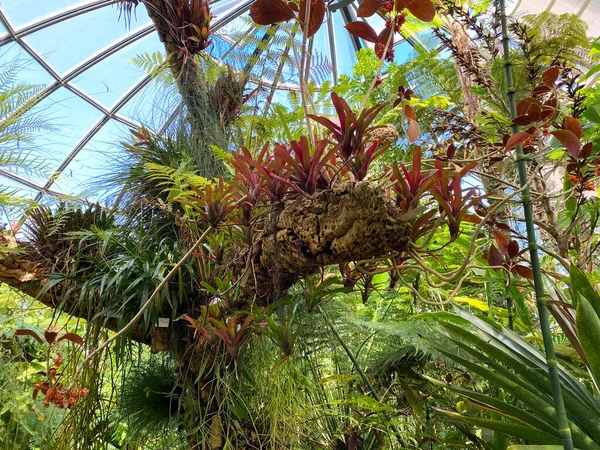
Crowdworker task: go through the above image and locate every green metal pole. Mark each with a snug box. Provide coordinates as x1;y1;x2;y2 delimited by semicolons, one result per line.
499;1;574;448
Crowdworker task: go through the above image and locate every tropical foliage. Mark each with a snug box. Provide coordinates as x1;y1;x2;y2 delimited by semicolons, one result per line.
1;1;600;450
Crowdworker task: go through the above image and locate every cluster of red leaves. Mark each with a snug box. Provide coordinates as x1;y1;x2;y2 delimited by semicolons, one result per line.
163;0;212;60
177;89;480;255
250;0;326;38
181;177;238;226
484;224;533;280
183;306;266;359
33;365;89;410
308;92;387;159
181;92;397;227
14;328;88;409
346;0;435;62
505;66;598;193
250;0;435;63
389;147;480;240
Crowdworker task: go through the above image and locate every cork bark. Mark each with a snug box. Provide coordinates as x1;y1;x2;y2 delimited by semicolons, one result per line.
229;181;412;305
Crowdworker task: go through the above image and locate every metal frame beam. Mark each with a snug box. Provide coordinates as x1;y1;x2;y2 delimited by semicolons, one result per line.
0;0;117;47
0;0;424;202
0;9;153;129
34;74;153;202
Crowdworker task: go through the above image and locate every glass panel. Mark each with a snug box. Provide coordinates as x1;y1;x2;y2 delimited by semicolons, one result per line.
552;0;586;15
118;78;180;131
0;15;7;36
0;177;39;200
212;0;249;19
332;10;356;77
22;5;152;76
0;42;53;86
71;32;163;109
2;0;97;29
52;120;130;199
394;40;413;65
513;0;554;15
1;87;104;186
580;0;600;34
310;19;334;85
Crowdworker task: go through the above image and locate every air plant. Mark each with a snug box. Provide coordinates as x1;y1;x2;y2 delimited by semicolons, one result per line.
431;160;479;239
308;92;387;160
273;136;335;194
181;177;238;226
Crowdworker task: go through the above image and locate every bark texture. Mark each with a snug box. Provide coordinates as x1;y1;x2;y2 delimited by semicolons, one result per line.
0;182;412;343
0;235;169;350
230;181;412;305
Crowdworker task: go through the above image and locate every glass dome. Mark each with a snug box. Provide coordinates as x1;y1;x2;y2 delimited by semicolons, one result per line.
0;0;597;206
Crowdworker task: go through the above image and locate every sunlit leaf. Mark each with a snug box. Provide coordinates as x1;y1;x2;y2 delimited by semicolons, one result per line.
345;21;379;43
249;0;295;25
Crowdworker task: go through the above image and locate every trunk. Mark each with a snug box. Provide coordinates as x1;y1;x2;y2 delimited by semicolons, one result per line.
0;235;169;350
0;181;412;345
449;18;482;123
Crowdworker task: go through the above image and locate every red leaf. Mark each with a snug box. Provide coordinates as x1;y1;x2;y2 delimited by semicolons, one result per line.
249;0;295;25
487;244;503;268
357;0;385;17
532;84;552;96
14;329;44;345
505;132;531;151
508;240;520;259
581;142;593;159
542;66;560;87
407;119;420;143
44;330;58;345
513;265;534;280
512;115;534;126
378;25;392;47
57;333;84;347
493;229;510;256
406;0;436;22
551;130;580;158
403;104;416;121
564;116;583;140
462;214;482;224
299;0;326;38
447;143;456;158
345;21;379;43
516;97;542;117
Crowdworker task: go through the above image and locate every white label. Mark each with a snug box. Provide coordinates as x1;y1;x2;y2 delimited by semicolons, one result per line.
158;317;170;328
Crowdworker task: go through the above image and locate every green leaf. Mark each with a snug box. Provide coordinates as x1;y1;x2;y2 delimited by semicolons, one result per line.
508;446;582;450
576;296;600;386
434;409;562;445
507;285;533;328
570;265;600;313
584;103;600;123
425;376;559;437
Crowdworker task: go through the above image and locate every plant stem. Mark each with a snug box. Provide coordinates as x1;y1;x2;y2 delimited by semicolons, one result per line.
499;1;573;448
319;305;379;400
319;305;405;447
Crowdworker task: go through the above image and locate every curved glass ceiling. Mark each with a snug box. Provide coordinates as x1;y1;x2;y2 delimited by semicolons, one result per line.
0;0;597;207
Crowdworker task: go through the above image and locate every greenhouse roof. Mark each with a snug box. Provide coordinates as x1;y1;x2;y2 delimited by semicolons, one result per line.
0;0;598;205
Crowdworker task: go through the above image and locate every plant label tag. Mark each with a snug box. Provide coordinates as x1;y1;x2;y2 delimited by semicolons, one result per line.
158;317;170;328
